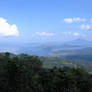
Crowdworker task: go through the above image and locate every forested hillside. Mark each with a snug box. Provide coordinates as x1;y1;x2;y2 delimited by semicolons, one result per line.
40;56;92;72
0;52;92;92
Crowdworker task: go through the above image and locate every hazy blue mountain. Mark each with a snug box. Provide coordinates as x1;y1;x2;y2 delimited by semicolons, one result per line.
51;47;92;61
0;39;92;56
67;39;92;46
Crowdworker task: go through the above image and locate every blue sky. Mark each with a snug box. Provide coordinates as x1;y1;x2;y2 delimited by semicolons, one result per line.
0;0;92;43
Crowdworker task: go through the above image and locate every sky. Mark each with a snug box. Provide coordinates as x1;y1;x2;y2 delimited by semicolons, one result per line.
0;0;92;43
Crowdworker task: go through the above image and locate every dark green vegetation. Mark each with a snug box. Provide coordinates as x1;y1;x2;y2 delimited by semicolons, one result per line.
41;56;92;72
0;52;92;92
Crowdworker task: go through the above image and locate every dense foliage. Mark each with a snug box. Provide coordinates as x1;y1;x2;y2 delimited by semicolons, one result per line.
40;56;92;72
0;52;92;92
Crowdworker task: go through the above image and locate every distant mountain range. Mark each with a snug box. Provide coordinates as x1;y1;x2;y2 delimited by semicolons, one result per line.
50;39;92;62
0;39;92;57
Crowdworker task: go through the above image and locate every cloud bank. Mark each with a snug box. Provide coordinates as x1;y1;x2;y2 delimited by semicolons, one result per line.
62;32;79;37
80;24;92;30
63;17;86;23
0;18;19;36
35;32;54;36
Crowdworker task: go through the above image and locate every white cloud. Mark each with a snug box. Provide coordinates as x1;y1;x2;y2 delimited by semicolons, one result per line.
61;31;80;37
0;18;19;36
35;32;54;36
63;17;86;23
80;24;92;30
73;32;79;36
63;18;73;23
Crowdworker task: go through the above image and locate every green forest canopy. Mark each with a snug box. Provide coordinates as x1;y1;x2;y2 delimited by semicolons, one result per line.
0;52;92;92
